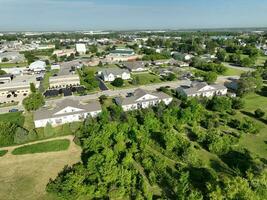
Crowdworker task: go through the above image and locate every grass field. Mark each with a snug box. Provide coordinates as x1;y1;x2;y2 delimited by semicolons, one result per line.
132;72;162;85
223;67;244;76
0;150;8;157
0;62;27;68
238;91;267;159
12;139;70;155
0;136;81;200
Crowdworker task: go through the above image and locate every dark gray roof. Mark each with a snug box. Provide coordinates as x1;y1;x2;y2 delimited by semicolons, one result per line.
122;61;147;70
178;82;227;96
102;68;130;76
34;99;101;121
118;89;172;106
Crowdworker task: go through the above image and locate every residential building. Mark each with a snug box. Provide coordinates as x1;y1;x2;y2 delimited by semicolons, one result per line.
49;74;80;89
115;89;173;111
177;82;228;98
100;68;131;82
122;61;148;72
29;60;46;73
76;43;87;54
34;99;102;128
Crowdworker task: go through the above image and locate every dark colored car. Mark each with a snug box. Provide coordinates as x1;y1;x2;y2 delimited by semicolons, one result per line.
9;108;19;113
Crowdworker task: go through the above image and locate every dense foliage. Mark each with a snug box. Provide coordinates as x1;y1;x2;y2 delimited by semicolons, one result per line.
47;98;267;199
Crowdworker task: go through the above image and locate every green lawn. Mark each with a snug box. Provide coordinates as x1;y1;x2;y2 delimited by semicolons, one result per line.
12;139;70;155
0;62;27;68
0;112;25;126
223;67;244;76
0;150;8;157
256;56;267;66
132;73;162;85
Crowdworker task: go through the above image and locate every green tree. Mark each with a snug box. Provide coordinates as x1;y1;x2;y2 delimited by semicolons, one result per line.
203;72;217;84
23;92;45;111
111;78;124;87
2;57;9;62
216;49;227;62
30;83;37;93
0;69;7;75
237;71;263;96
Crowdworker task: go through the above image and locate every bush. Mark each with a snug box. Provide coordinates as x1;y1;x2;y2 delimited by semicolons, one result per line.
44;123;55;138
0;150;8;157
208;96;232;112
231;97;245;110
0;122;18;147
111;78;124;87
254;108;265;118
14;127;30;144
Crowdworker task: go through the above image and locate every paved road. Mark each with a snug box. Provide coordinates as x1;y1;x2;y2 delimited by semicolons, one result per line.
46;80;191;105
0;105;24;114
0;75;239;114
223;62;255;72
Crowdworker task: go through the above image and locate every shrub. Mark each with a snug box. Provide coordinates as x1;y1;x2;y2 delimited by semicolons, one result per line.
0;150;8;157
231;97;245;110
111;78;124;87
14;127;30;144
254;108;265;119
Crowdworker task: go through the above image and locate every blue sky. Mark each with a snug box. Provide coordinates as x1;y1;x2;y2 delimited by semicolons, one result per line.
0;0;267;31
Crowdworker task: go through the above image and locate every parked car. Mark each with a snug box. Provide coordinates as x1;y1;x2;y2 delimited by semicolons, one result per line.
9;108;19;113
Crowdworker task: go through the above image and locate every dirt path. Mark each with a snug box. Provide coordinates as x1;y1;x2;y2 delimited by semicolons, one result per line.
0;135;82;200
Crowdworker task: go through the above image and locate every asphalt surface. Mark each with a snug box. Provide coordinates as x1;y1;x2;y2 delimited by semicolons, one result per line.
0;75;239;114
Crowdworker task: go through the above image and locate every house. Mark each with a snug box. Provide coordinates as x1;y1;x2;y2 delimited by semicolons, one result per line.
100;69;131;82
49;74;80;89
29;60;46;73
177;82;227;98
34;99;102;128
122;61;148;72
76;43;87;55
115;89;173;111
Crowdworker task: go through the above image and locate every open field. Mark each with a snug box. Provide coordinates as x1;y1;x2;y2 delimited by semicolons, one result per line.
0;62;28;68
223;67;244;76
237;90;267;159
0;135;81;200
132;72;162;85
12;139;70;155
